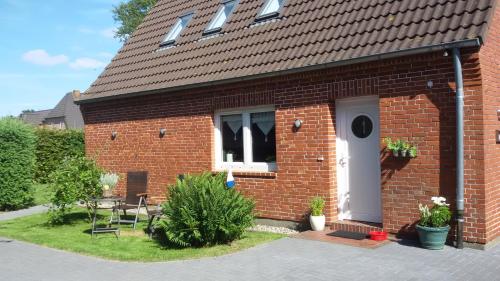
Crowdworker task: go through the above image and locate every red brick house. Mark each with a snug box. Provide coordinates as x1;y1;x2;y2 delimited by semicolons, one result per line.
76;0;500;248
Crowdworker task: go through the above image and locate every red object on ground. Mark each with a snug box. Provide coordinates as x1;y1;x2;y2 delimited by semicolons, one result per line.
369;231;388;241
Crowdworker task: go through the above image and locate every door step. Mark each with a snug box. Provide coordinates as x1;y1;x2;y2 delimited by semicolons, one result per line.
330;220;383;234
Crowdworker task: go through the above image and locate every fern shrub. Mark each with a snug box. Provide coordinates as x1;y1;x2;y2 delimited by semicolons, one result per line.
157;172;255;247
0;117;36;210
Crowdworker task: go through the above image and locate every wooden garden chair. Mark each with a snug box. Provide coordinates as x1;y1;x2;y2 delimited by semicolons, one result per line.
111;171;149;229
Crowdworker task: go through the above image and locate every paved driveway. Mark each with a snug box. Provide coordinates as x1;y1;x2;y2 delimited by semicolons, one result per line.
1;236;499;281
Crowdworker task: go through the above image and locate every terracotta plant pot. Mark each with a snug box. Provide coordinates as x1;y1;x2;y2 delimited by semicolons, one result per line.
310;215;325;231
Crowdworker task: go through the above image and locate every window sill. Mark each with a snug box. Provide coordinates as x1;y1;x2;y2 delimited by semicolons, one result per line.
212;170;277;178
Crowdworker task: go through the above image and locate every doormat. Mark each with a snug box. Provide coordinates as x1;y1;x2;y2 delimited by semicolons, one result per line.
327;230;367;240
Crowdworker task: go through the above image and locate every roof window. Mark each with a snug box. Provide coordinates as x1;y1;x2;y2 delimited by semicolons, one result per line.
161;13;193;47
256;0;284;21
204;0;238;35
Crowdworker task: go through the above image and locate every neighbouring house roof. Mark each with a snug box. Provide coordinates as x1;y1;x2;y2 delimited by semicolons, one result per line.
44;93;84;129
20;93;84;129
79;0;497;103
20;110;52;126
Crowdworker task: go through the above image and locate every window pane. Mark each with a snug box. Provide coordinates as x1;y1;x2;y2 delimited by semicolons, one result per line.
164;20;182;42
206;1;237;31
207;7;227;30
251;112;276;163
260;0;281;16
163;13;193;43
221;114;244;162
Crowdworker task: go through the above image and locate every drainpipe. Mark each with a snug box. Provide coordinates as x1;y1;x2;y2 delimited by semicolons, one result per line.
452;48;464;249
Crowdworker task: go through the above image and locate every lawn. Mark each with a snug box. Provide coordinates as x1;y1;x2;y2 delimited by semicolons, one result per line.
0;209;285;262
33;183;51;205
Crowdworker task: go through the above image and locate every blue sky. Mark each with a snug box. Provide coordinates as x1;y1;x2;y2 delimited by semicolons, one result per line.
0;0;123;116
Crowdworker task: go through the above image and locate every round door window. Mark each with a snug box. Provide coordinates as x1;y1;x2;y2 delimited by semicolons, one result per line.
351;115;373;139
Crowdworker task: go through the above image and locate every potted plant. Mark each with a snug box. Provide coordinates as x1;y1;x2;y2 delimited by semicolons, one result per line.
409;146;418;158
401;142;411;157
416;196;452;250
309;196;326;231
384;137;400;157
100;172;120;198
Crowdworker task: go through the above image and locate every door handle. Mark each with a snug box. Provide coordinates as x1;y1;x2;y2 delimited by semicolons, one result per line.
339;157;347;167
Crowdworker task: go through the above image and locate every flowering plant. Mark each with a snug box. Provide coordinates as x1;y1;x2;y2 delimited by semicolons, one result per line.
100;173;120;192
418;196;452;228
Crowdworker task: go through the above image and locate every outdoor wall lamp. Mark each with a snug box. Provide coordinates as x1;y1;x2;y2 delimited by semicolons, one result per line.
294;119;303;129
497;109;500;121
496;130;500;144
111;131;118;140
427;80;433;89
159;128;167;138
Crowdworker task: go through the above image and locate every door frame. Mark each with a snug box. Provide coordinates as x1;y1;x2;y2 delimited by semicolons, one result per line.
335;95;382;222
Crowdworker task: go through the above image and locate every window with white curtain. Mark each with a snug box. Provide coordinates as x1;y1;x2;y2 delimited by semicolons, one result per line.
205;0;238;35
161;13;193;46
215;106;277;172
257;0;284;19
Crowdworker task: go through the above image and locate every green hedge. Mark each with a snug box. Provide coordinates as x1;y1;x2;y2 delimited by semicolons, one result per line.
35;128;84;183
0;117;36;210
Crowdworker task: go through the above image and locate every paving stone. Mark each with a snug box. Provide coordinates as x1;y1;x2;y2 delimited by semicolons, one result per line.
0;237;499;281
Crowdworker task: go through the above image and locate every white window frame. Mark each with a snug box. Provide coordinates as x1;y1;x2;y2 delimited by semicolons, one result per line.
161;13;193;46
214;106;277;172
204;0;238;35
257;0;284;20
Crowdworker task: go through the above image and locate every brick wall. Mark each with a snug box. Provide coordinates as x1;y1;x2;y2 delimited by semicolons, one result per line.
479;5;500;243
82;49;495;244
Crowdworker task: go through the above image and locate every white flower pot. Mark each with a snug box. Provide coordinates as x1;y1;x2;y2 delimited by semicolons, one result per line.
310;215;326;231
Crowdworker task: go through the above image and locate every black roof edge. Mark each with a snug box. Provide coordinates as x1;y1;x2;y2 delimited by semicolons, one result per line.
76;38;482;105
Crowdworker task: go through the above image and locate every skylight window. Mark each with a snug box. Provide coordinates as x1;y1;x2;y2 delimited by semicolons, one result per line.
161;13;193;46
204;0;238;35
257;0;284;20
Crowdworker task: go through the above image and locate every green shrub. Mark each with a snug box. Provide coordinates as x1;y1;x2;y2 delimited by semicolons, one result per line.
0;117;36;210
310;196;325;216
157;172;255;247
48;156;103;224
35;128;84;184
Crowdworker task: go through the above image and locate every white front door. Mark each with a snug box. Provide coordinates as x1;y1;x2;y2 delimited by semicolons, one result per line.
336;96;382;223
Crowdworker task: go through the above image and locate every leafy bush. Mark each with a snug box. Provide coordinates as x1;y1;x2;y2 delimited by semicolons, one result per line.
418;197;452;228
34;128;84;183
48;156;103;224
157;172;255;247
310;196;325;216
0;117;36;210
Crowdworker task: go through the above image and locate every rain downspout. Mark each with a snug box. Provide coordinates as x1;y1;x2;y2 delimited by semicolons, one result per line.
452;48;464;249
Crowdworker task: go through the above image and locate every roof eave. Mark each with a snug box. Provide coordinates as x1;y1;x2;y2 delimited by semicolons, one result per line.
76;38;482;105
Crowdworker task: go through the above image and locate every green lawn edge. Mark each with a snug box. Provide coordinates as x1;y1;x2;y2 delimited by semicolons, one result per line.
0;210;285;262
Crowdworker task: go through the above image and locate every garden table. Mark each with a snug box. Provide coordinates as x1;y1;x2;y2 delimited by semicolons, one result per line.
90;196;125;238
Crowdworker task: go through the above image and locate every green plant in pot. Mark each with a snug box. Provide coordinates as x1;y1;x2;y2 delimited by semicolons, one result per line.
409;146;418;158
401;142;411;157
310;196;326;231
100;173;120;198
384;137;400;157
416;196;452;250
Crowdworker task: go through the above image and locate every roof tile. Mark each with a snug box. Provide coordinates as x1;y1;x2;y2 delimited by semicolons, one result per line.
81;0;496;101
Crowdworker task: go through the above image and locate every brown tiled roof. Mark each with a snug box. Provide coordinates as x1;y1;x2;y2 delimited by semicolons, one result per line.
80;0;496;102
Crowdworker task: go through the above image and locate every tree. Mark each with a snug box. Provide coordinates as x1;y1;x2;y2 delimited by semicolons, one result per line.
113;0;157;42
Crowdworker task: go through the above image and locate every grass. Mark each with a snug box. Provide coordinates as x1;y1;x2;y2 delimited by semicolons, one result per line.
0;209;285;262
33;183;51;205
